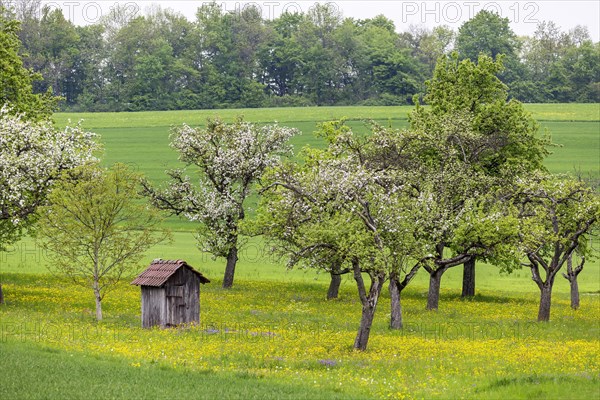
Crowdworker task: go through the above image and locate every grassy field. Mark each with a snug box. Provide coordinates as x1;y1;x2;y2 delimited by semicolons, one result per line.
52;103;600;128
52;104;600;184
1;274;599;399
1;104;599;399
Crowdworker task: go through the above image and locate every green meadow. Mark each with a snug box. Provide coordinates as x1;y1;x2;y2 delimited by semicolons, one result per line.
53;103;600;185
1;104;599;399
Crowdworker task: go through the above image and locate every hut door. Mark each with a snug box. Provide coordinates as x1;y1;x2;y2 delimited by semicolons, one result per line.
166;285;185;326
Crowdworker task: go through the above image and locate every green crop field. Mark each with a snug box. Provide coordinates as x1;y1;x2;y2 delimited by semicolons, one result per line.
2;104;599;399
52;103;600;186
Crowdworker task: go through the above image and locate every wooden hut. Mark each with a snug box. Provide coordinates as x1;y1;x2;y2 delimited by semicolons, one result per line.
131;259;210;328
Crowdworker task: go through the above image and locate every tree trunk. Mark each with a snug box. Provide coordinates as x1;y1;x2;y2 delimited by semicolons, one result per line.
0;283;4;305
389;278;402;329
389;262;421;330
537;285;552;322
352;260;385;351
562;254;584;310
94;288;103;321
354;299;378;351
354;273;385;351
461;258;476;298
427;269;445;311
222;246;238;289
327;272;341;300
569;278;580;310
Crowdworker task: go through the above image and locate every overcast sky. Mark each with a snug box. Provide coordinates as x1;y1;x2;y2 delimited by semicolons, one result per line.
40;1;600;41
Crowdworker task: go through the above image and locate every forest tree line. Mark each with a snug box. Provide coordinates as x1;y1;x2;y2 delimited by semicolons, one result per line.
2;2;599;112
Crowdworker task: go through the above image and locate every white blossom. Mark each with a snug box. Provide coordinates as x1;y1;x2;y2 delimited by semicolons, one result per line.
145;118;298;259
0;106;97;248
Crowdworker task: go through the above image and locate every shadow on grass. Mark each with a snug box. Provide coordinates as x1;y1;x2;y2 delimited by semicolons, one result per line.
476;373;599;395
466;373;600;400
394;288;540;306
454;292;538;305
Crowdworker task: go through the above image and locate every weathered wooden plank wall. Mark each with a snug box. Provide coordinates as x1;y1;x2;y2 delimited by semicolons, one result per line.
141;287;166;328
141;267;201;328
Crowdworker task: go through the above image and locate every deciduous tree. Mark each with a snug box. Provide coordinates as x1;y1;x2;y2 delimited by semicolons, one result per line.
36;163;170;320
259;120;429;348
410;53;549;299
0;9;56;119
142;118;297;288
0;106;97;303
255;160;352;300
562;253;585;310
515;174;599;321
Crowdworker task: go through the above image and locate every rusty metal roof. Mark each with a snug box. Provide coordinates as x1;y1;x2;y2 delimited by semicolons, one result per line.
131;259;210;287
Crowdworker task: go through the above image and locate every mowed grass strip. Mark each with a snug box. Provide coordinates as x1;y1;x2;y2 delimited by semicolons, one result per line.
0;341;355;400
53;104;600;130
525;103;600;122
53;106;415;129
